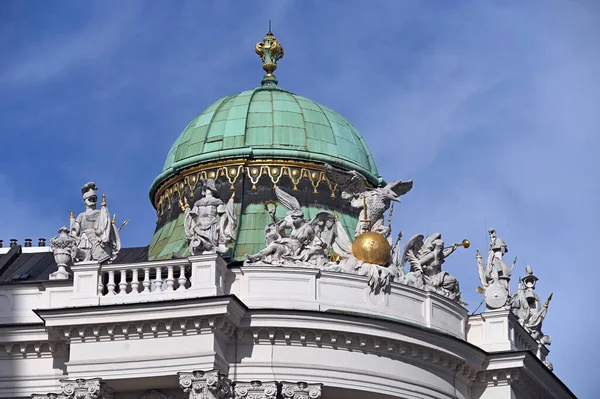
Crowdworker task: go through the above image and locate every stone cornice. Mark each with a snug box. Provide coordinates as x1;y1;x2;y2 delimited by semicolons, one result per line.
238;326;482;384
245;310;487;366
0;324;63;358
477;351;576;399
35;295;247;329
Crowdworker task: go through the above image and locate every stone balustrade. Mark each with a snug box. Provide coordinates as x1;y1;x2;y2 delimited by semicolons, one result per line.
99;260;191;296
70;253;229;306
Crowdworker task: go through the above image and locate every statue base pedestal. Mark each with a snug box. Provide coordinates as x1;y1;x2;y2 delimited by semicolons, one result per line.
49;266;70;280
467;309;549;363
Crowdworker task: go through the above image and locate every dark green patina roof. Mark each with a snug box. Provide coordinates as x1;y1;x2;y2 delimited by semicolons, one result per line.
150;85;381;199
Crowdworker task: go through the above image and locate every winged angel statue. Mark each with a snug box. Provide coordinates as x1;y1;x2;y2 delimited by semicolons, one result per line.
244;187;338;267
395;233;467;305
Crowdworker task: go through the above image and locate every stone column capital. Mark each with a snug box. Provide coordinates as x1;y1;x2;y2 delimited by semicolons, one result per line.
178;370;231;399
59;378;113;399
280;382;322;399
233;381;278;399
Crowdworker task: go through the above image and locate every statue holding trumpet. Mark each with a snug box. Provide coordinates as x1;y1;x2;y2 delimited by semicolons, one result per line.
397;233;470;304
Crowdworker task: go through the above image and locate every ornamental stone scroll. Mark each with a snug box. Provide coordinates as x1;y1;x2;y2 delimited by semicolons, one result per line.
280;382;322;399
59;378;113;399
178;370;231;399
233;381;278;399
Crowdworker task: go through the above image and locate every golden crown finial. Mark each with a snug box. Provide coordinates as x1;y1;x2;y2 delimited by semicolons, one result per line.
255;22;284;86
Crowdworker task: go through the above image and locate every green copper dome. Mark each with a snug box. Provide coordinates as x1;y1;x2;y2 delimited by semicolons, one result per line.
150;85;381;197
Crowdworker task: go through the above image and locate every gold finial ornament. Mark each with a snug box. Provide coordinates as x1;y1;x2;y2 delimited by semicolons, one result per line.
101;193;107;207
255;24;284;85
70;209;74;219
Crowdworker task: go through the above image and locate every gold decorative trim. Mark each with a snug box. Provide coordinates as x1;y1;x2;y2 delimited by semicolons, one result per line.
154;159;341;216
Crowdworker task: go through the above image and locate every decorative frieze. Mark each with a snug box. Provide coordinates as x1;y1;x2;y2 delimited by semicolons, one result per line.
280;382;322;399
233;381;277;399
179;370;232;399
60;378;113;399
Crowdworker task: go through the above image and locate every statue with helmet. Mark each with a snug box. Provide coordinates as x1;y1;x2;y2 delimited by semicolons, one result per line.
69;182;122;263
512;266;553;344
476;228;515;309
181;179;237;256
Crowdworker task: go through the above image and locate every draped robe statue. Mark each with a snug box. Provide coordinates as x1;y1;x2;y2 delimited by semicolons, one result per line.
183;179;237;255
70;182;121;263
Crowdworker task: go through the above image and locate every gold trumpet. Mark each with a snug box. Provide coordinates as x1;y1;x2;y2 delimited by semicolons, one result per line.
445;239;471;250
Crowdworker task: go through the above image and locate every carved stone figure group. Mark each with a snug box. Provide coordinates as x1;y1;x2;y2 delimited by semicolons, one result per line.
244;187;336;267
243;164;469;302
181;179;237;256
474;229;552;350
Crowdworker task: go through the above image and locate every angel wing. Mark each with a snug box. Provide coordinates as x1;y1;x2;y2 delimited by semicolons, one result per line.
400;234;424;271
324;164;369;195
274;186;301;215
385;180;413;197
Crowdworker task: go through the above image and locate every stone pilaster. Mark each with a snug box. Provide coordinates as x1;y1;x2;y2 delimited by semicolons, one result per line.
60;378;113;399
179;370;232;399
233;381;277;399
280;382;322;399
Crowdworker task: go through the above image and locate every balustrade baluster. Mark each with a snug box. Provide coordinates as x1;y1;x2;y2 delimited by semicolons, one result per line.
142;268;151;293
154;267;163;293
177;265;187;291
118;270;127;295
131;269;140;294
166;265;175;291
107;271;116;295
98;273;104;296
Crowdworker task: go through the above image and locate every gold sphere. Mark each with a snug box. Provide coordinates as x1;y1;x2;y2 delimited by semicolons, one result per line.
461;239;470;248
352;232;392;266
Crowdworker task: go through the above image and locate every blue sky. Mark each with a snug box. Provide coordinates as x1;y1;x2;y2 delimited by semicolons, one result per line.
1;0;598;395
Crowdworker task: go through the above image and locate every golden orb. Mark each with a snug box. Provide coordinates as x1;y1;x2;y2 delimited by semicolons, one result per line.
352;232;392;266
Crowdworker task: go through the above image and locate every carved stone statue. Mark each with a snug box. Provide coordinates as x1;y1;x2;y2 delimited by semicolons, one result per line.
476;228;514;309
244;187;336;267
397;233;468;304
182;179;237;256
324;164;413;237
69;182;121;263
511;266;552;345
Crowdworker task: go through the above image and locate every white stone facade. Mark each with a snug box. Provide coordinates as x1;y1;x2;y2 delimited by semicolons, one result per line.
0;253;573;399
